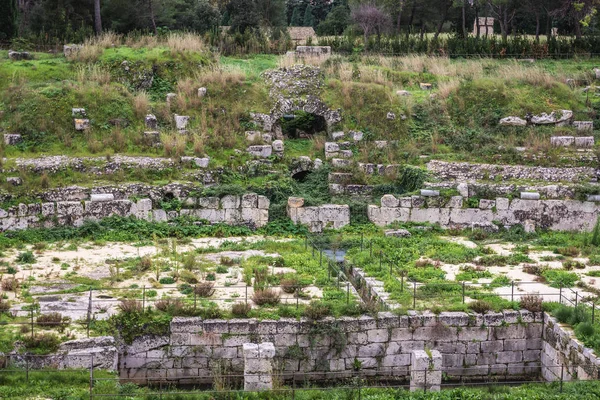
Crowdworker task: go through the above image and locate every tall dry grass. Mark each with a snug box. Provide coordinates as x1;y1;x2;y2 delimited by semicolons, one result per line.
75;64;111;85
133;91;150;119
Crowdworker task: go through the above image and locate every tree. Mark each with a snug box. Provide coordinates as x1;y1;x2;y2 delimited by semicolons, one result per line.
554;0;600;38
290;6;303;26
351;3;391;46
316;5;351;35
303;4;315;26
0;0;18;40
227;0;260;32
94;0;102;34
191;0;221;33
487;0;518;40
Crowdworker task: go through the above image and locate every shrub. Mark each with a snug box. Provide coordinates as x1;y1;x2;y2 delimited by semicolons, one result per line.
119;300;142;314
182;253;197;271
563;260;586;270
1;278;19;292
575;322;596;338
159;277;176;284
216;266;229;274
36;312;71;331
179;270;199;284
280;276;302;294
205;273;216;281
138;256;152;272
556;246;579;257
303;301;331;320
21;333;61;354
252;289;280;306
16;251;36;264
542;269;578;288
220;256;236;266
231;302;252;317
469;300;492;314
520;294;543;312
554;305;573;323
155;298;185;315
194;282;215;298
0;298;10;313
522;264;546;276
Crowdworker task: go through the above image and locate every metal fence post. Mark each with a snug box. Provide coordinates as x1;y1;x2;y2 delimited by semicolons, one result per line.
319;250;322;268
369;241;372;257
87;288;92;338
511;281;514;303
347;282;350;304
89;353;94;400
245;285;248;305
575;291;579;307
142;286;146;311
296;289;299;309
559;284;562;304
30;308;34;339
593;303;596;324
413;281;417;309
462;282;466;304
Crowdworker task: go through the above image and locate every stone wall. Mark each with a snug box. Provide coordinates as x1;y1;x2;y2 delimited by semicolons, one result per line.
427;160;598;182
541;314;600;381
368;194;600;232
119;311;544;384
0;192;269;231
286;197;350;233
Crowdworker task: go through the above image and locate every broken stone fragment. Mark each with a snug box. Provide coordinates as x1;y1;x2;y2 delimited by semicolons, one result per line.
72;108;86;117
74;119;90;131
499;116;527;127
174;115;190;131
198;87;207;97
396;90;412;96
145;114;158;129
419;83;433;90
4;134;22;145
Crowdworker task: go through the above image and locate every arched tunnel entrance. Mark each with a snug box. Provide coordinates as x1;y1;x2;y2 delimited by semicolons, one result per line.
281;111;327;138
291;170;312;182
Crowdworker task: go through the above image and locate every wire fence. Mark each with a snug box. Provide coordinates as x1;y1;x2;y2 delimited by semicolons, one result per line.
0;354;590;398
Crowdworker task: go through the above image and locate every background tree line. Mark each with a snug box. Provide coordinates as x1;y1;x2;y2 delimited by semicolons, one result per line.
1;0;600;45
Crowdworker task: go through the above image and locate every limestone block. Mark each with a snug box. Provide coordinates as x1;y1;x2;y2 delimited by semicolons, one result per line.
550;136;575;147
166;93;177;104
198;87;207;97
457;182;469;197
71;108;86;117
575;136;595;148
287;197;305;208
241;193;258;208
90;193;115;202
331;158;352;168
496;197;510;210
8;50;33;61
410;350;442;392
410;208;440;224
197;197;220;209
385;229;411;238
349;131;364;141
257;196;270;210
339;150;353;158
419;83;433;90
381;194;399;208
573;121;593;132
221;195;241;209
374;140;388;149
4;134;22;145
520;192;541;200
324;142;339;153
6;177;21;186
499;117;527;126
479;199;495;210
152;209;168;222
145;114;158;129
331;131;345;140
247;145;272;158
420;189;439;197
319;204;350;229
272;140;284;153
447;196;463;208
174;115;190;130
243;342;274;391
74;119;90;131
396;90;412;97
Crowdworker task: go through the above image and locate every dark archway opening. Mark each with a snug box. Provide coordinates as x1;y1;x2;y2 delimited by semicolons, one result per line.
162;192;175;202
292;170;312;182
281;111;327;138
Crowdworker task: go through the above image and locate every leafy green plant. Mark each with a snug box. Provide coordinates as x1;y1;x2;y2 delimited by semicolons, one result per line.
16;251;35;264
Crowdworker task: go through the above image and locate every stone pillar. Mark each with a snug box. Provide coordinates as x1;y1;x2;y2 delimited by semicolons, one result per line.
410;350;442;392
243;343;275;391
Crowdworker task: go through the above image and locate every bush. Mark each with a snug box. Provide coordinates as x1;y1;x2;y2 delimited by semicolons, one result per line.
154;298;185;315
119;299;142;314
1;278;19;292
0;298;10;313
252;288;280;306
469;300;492;314
36;312;71;331
194;282;215;298
179;270;199;284
138;256;152;272
519;294;543;312
231;302;251;317
303;301;331;320
556;246;579;257
280;276;302;294
542;269;578;288
16;251;35;264
563;260;586;270
554;305;573;323
575;322;596;338
21;333;61;354
159;277;176;284
216;265;229;274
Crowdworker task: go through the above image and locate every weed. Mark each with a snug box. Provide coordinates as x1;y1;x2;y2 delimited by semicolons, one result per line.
252;288;280;306
194;282;215;298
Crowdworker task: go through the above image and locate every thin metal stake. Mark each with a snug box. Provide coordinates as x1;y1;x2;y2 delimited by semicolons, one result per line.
401;271;404;292
142;286;146;311
89;353;94;400
462;282;466;304
347;282;350;304
424;367;427;393
30;308;34;340
593;303;595;324
511;281;514;302
413;281;416;309
87;288;92;338
559;284;562;304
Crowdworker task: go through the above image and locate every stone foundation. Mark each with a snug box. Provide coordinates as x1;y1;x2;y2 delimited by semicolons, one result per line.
0;192;269;231
286;197;350;232
368;194;600;232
